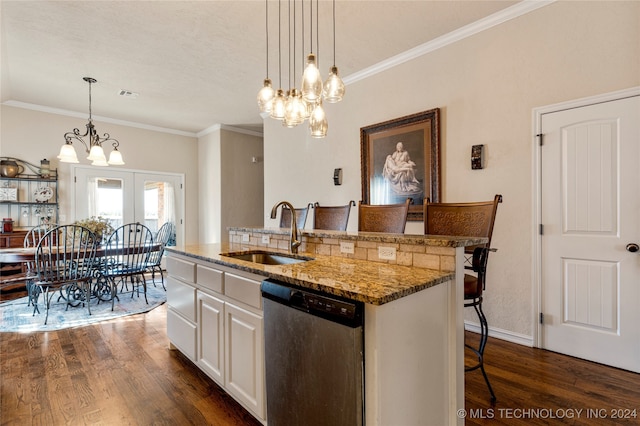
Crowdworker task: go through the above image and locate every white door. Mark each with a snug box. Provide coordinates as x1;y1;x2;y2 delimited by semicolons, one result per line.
540;95;640;372
72;166;184;245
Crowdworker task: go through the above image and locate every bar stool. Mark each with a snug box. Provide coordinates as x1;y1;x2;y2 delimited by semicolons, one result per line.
279;203;312;230
312;201;355;231
358;199;411;233
424;194;502;402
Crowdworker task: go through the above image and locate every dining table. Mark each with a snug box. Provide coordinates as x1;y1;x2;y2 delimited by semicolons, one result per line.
0;243;162;296
0;243;162;263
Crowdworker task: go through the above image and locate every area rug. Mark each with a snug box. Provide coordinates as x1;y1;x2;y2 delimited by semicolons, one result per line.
0;283;166;333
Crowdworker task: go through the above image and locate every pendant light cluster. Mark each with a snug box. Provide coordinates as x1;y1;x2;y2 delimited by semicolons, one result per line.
257;0;345;138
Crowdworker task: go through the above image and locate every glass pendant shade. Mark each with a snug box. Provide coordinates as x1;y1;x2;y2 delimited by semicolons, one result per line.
257;78;275;113
57;144;79;163
309;102;328;138
323;66;345;103
108;148;125;165
301;54;323;103
270;89;286;120
87;145;107;162
283;89;305;127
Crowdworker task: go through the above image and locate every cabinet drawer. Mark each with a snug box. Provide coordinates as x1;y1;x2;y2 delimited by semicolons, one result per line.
167;276;196;322
167;256;196;283
167;307;196;361
197;264;224;294
225;273;262;309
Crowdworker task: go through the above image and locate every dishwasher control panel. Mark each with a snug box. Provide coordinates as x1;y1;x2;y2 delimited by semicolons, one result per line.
304;294;357;320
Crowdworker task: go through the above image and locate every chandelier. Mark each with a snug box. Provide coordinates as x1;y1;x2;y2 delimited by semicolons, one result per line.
257;0;345;138
58;77;125;166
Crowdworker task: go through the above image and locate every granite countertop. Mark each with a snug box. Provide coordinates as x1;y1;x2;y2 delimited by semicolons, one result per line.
166;243;456;305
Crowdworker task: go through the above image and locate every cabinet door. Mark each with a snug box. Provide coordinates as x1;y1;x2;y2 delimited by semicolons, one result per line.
167;307;196;360
225;303;265;420
197;291;225;385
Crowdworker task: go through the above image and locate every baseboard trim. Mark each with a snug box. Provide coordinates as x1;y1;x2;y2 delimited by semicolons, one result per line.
465;321;534;347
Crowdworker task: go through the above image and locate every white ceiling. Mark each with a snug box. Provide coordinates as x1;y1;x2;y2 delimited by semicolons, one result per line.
1;1;519;136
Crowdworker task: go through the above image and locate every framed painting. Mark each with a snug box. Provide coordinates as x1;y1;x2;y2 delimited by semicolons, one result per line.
360;108;441;221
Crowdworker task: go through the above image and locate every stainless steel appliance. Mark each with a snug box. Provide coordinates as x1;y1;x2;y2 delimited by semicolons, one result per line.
261;279;364;426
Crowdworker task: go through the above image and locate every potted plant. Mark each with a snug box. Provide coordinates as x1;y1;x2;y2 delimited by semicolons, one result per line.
72;216;114;243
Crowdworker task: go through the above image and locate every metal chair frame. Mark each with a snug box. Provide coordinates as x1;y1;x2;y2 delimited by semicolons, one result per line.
23;223;59;306
144;221;174;290
424;194;502;402
97;223;154;311
31;225;99;325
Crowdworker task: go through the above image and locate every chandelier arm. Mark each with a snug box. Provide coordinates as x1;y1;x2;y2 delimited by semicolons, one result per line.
64;127;92;153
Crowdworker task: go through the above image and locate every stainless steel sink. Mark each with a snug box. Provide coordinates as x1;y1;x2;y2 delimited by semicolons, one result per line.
220;250;313;265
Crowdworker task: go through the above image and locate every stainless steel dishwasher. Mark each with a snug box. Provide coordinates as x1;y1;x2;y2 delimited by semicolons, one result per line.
261;279;364;426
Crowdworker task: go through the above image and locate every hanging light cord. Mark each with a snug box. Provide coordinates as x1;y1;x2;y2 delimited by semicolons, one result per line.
332;0;336;66
278;0;282;88
265;0;269;78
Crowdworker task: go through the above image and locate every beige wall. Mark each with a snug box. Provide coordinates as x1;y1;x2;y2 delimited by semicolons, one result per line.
0;105;200;244
263;1;640;340
198;127;264;243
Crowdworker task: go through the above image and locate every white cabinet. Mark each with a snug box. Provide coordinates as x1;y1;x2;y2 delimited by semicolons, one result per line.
225;302;264;418
197;290;225;384
166;253;266;423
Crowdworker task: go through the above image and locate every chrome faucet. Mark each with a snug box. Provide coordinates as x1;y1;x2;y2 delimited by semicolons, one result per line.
270;201;301;254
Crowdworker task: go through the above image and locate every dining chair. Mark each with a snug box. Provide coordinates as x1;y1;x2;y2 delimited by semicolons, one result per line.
99;222;154;310
23;223;58;306
143;221;174;290
357;199;411;233
279;204;312;230
424;194;502;402
30;225;99;325
312;201;355;231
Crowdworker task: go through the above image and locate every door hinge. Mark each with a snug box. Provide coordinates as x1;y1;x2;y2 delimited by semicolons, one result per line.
539;224;544;235
180;183;183;189
540;312;544;324
537;133;544;146
74;176;77;183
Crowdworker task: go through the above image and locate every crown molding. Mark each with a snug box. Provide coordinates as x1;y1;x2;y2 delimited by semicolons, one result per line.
344;0;556;85
2;100;197;138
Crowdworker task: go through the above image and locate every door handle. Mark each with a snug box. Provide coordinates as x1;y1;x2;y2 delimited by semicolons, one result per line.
626;243;639;253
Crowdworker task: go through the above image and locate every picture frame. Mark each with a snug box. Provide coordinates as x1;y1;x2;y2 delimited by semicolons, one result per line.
360;108;441;221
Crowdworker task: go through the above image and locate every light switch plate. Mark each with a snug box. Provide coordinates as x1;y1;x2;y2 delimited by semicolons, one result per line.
340;241;354;254
261;235;270;244
378;246;396;261
242;233;250;242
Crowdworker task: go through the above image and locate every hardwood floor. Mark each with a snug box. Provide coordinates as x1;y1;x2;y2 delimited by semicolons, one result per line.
1;301;638;425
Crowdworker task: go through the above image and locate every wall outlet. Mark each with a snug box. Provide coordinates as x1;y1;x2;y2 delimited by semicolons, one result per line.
261;235;270;244
242;233;250;242
378;246;397;261
340;241;354;254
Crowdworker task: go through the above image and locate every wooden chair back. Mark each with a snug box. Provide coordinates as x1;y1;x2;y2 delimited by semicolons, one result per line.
313;201;355;231
358;199;411;233
423;195;502;252
279;204;311;229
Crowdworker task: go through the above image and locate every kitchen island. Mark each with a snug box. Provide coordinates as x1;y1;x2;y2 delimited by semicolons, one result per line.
165;228;485;425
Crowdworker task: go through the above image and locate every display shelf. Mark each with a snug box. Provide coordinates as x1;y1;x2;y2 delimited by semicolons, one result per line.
1;170;59;228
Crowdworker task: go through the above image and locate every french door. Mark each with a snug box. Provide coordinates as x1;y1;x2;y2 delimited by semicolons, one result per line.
72;166;184;245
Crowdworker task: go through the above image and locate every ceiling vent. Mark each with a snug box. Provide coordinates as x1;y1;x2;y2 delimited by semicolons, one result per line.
118;90;139;99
